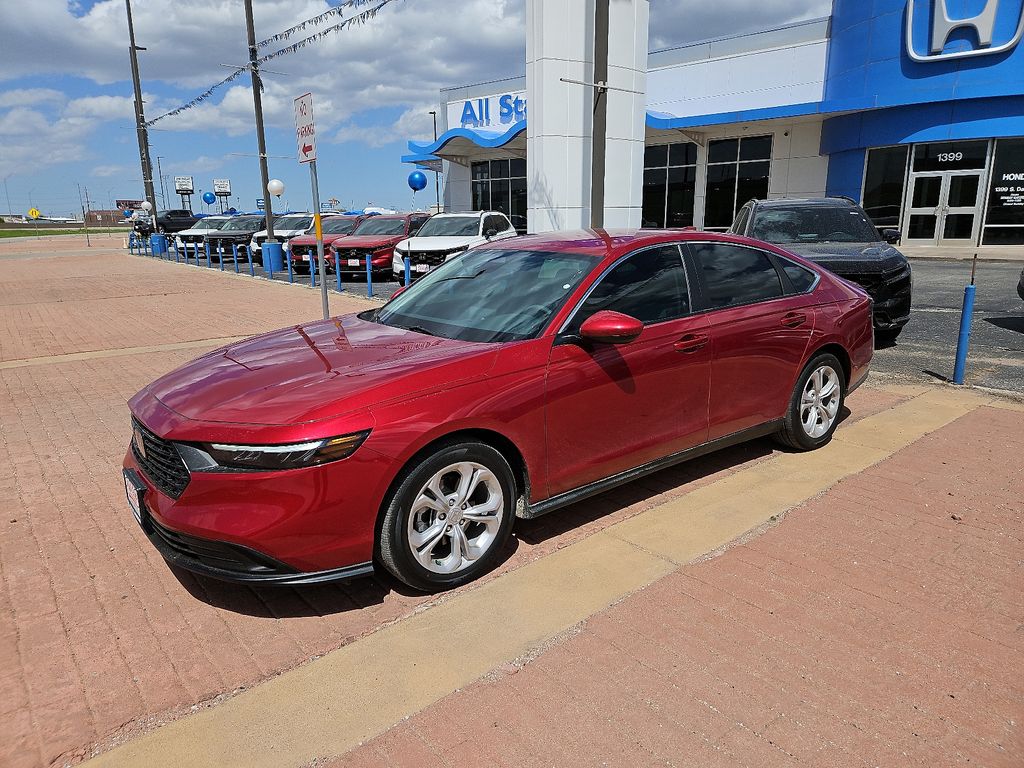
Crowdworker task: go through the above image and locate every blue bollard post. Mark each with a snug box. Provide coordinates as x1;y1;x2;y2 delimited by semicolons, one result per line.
194;242;201;264
288;249;295;284
245;246;254;277
335;252;342;293
205;242;211;268
404;256;411;287
218;242;225;270
365;254;373;298
232;244;239;273
952;283;976;385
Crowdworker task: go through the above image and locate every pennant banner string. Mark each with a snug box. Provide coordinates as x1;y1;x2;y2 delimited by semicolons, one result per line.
145;0;400;127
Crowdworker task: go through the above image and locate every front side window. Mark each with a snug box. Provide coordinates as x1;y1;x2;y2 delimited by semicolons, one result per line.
567;245;690;332
374;248;595;343
222;216;263;231
276;216;313;231
691;243;783;309
484;215;509;234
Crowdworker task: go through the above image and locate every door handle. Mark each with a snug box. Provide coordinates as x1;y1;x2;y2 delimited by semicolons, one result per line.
674;333;709;353
780;311;807;328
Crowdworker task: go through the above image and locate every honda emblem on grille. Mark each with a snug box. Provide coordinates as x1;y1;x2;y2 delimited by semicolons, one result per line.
133;428;146;460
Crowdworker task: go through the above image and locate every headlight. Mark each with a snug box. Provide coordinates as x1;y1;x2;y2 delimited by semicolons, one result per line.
181;430;370;472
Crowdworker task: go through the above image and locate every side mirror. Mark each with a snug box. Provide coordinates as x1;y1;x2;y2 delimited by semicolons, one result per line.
579;311;644;345
882;228;901;245
485;228;498;239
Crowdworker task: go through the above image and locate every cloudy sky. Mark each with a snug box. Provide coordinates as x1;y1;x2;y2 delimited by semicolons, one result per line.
0;0;830;216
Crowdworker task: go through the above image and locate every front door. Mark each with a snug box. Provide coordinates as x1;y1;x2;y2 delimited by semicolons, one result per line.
903;140;990;247
905;173;985;246
544;245;711;497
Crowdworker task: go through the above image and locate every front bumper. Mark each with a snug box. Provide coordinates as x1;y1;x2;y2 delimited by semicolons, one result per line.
837;264;913;331
121;406;392;582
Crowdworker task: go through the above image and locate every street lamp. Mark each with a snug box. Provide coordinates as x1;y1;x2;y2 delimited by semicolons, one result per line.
429;110;441;212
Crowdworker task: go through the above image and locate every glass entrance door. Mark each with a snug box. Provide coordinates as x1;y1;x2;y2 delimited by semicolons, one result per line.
904;172;984;246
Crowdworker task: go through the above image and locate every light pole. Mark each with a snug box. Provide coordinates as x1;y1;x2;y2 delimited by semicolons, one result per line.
156;156;169;210
2;175;12;219
429;110;441;212
125;0;157;216
243;0;276;247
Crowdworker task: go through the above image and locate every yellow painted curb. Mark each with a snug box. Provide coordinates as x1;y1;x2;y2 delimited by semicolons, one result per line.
84;387;984;767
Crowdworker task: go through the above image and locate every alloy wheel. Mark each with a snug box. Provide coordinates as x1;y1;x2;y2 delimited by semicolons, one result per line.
406;461;505;574
801;364;841;439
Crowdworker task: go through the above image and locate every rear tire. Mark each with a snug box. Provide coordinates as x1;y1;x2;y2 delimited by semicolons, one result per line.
775;353;846;451
378;441;517;592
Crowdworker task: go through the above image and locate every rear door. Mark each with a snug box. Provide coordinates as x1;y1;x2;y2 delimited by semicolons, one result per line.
544;244;711;496
684;242;817;440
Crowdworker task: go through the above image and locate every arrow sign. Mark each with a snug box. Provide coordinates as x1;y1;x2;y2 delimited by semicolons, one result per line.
294;92;316;164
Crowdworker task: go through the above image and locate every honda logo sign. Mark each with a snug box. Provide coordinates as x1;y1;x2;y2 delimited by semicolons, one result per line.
906;0;1024;61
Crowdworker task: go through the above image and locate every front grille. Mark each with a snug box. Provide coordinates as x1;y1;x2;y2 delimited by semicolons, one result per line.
837;264;912;298
146;515;292;576
291;244;312;257
131;418;190;499
336;248;371;266
409;248;464;267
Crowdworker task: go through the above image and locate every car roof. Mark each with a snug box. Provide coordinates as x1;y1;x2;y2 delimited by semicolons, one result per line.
750;197;858;209
485;229;756;259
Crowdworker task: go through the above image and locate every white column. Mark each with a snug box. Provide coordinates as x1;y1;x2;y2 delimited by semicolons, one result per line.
526;0;594;233
526;0;649;233
602;0;649;228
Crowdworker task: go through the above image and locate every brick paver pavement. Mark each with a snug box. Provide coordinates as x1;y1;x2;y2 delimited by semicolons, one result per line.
2;243;1000;768
331;404;1023;767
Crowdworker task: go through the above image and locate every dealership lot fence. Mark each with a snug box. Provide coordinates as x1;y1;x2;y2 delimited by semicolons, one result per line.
127;232;411;300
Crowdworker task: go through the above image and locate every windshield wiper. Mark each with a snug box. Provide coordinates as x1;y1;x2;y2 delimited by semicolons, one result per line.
405;325;442;337
436;268;487;283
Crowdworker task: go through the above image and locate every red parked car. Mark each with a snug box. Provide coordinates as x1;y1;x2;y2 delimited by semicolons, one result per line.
326;213;429;280
288;214;366;273
123;230;873;591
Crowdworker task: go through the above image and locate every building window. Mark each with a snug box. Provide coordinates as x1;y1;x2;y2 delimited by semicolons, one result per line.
471;158;527;232
642;142;697;228
984;138;1024;246
862;146;909;228
704;135;772;230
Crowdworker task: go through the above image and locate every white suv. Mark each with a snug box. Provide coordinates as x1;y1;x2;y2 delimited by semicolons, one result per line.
249;213;314;258
392;211;517;276
174;215;231;251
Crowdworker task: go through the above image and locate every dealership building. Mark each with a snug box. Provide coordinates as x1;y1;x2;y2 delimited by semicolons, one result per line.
404;0;1024;247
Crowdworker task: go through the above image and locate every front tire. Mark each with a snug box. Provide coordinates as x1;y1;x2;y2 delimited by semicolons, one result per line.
378;441;517;592
775;353;846;451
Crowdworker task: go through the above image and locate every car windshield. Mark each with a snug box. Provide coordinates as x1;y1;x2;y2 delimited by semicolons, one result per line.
275;215;312;230
373;248;595;343
196;218;229;231
352;217;407;236
750;206;881;244
415;216;479;237
322;217;360;234
221;216;263;231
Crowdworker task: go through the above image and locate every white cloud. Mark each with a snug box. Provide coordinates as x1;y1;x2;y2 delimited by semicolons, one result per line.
0;88;67;108
92;163;131;177
64;95;136;120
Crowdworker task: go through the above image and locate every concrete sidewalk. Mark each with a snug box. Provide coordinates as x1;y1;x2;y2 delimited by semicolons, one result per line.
82;386;1024;768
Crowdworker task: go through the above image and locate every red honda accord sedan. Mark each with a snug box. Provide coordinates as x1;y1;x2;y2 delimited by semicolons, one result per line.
123;230;873;591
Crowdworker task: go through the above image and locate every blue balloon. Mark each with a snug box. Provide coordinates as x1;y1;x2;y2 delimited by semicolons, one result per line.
202;191;216;205
408;171;427;192
123;209;132;218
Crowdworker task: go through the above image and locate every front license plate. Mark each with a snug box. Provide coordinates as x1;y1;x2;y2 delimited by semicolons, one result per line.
124;469;146;527
413;264;430;273
302;255;311;262
347;258;360;267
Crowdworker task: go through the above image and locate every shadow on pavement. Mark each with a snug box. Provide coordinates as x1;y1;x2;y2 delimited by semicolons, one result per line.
169;409;854;617
984;316;1024;334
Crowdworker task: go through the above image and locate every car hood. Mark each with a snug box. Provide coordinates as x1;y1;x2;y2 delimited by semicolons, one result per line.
208;230;257;239
176;227;216;237
253;228;308;239
144;314;497;426
331;235;404;249
397;235;481;252
779;242;908;273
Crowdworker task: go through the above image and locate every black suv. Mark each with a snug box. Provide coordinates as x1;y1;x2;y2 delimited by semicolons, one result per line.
731;198;912;342
204;215;267;262
155;209;199;234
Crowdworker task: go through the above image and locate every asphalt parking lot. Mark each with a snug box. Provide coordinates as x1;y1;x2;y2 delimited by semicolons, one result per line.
873;259;1024;393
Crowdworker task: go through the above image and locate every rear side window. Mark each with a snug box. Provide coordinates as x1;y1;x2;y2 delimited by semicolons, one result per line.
691;243;783;309
732;206;750;235
568;245;689;331
484;215;508;233
780;260;817;293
